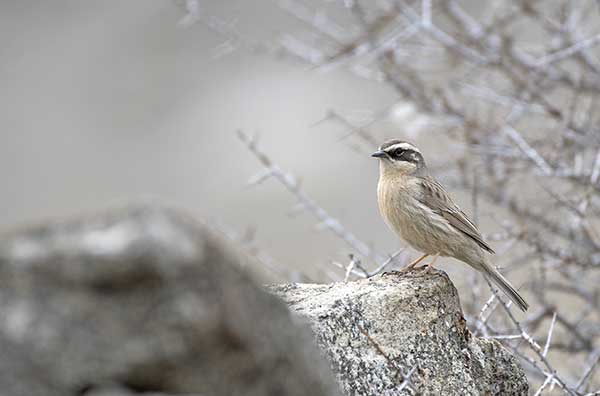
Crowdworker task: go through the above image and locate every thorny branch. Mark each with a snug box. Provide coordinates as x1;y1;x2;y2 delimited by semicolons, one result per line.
237;130;387;267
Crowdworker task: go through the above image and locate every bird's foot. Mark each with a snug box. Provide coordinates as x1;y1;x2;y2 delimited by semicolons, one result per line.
423;253;440;274
395;266;417;274
384;253;437;276
397;253;429;274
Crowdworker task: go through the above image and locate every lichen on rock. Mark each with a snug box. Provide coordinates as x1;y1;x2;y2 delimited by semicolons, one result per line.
268;270;528;396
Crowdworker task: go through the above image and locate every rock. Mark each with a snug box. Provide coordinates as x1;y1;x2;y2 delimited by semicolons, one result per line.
0;205;339;396
268;270;528;396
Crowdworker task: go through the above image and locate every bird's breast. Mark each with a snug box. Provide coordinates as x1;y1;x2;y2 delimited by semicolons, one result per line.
377;177;417;234
377;177;449;254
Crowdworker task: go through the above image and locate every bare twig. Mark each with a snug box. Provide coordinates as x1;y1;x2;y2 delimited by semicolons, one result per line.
238;130;386;265
542;312;558;358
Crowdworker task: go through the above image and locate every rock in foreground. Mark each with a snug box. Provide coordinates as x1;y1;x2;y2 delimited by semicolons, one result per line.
268;270;528;396
0;205;338;396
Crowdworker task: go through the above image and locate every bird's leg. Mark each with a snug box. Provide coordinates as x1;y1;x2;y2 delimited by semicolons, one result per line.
424;253;440;273
398;253;429;273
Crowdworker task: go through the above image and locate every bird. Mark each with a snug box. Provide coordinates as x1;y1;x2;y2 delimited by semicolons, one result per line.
372;139;529;312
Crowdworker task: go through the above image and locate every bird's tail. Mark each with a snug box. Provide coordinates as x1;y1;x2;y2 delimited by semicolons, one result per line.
482;265;529;312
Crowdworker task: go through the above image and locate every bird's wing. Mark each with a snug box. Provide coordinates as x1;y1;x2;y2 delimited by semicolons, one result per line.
416;176;495;254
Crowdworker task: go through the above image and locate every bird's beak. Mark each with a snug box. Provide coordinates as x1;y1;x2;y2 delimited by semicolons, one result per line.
371;150;386;158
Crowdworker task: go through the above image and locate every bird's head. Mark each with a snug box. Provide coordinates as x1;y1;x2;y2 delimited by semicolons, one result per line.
371;139;426;176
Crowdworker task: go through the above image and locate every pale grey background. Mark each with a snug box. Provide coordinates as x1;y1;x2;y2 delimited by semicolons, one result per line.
1;1;470;281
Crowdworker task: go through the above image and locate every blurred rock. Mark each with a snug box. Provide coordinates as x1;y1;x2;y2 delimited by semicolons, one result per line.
268;270;528;396
0;205;338;396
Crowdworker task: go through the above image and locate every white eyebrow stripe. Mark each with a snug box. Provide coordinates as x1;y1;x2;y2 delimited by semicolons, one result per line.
384;143;421;154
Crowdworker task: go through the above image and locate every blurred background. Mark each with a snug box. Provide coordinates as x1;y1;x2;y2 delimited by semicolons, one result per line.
4;0;600;393
0;1;407;280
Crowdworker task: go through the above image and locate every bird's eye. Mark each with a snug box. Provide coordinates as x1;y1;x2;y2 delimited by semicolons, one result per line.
392;149;404;158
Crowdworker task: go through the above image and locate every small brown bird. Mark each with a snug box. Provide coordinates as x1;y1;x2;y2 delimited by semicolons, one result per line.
372;139;528;312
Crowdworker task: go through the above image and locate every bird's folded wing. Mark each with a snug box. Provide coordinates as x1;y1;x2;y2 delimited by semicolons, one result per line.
417;176;495;254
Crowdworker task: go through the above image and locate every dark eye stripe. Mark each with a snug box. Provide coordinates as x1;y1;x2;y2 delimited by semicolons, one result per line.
390;149;421;164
